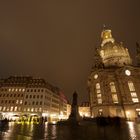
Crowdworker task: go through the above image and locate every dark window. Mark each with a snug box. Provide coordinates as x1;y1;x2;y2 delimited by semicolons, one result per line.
12;100;14;104
37;95;39;98
24;101;27;105
14;94;16;97
7;94;9;97
5;100;7;103
18;94;20;97
21;94;23;97
3;94;5;97
32;101;34;105
34;89;36;92
9;100;11;103
40;101;42;105
41;89;43;92
10;94;12;97
27;89;29;92
26;95;28;98
38;89;40;92
30;95;32;98
36;101;38;105
31;89;33;92
1;100;3;103
33;95;35;98
41;95;43;98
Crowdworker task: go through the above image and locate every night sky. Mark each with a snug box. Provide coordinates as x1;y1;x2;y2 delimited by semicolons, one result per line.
0;1;140;103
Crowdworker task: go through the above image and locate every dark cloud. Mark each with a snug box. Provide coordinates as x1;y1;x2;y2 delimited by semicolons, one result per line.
0;0;140;103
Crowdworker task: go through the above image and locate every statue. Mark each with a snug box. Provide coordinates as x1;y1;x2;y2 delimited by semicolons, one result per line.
68;91;81;122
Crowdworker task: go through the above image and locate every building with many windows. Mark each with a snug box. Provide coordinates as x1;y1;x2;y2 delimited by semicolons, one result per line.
79;102;91;118
87;29;140;120
0;76;68;122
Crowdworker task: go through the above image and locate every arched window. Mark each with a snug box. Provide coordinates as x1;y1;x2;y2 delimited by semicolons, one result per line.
110;82;116;92
95;83;102;104
128;81;139;103
128;81;135;92
96;83;100;89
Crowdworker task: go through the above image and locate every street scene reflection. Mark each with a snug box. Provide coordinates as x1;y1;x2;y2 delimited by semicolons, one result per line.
0;122;140;140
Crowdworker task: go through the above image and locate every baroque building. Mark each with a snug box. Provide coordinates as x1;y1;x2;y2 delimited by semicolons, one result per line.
0;76;68;122
88;29;140;120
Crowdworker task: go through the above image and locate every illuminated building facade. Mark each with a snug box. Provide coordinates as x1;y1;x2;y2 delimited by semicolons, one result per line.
79;102;91;117
0;76;68;122
88;29;140;120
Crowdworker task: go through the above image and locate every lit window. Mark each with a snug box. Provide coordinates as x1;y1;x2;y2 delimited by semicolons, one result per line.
7;107;9;111
18;107;21;111
112;94;119;103
15;89;18;92
31;108;34;112
128;81;135;91
96;89;101;93
39;108;42;112
132;98;139;103
96;83;100;89
12;88;14;92
27;108;30;112
14;106;17;111
94;74;98;79
110;82;116;92
20;100;23;104
16;100;19;104
97;94;101;98
35;108;38;112
98;99;102;104
3;107;6;111
9;88;11;92
131;92;137;97
19;89;21;92
22;89;25;92
10;106;13;111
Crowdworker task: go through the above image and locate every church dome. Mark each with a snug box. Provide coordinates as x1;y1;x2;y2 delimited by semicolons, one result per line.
99;29;132;67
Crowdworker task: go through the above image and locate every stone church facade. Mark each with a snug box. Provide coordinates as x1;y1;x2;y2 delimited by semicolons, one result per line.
87;29;140;120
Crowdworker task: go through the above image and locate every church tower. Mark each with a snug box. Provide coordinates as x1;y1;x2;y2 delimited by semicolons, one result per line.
99;29;132;67
88;28;140;120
